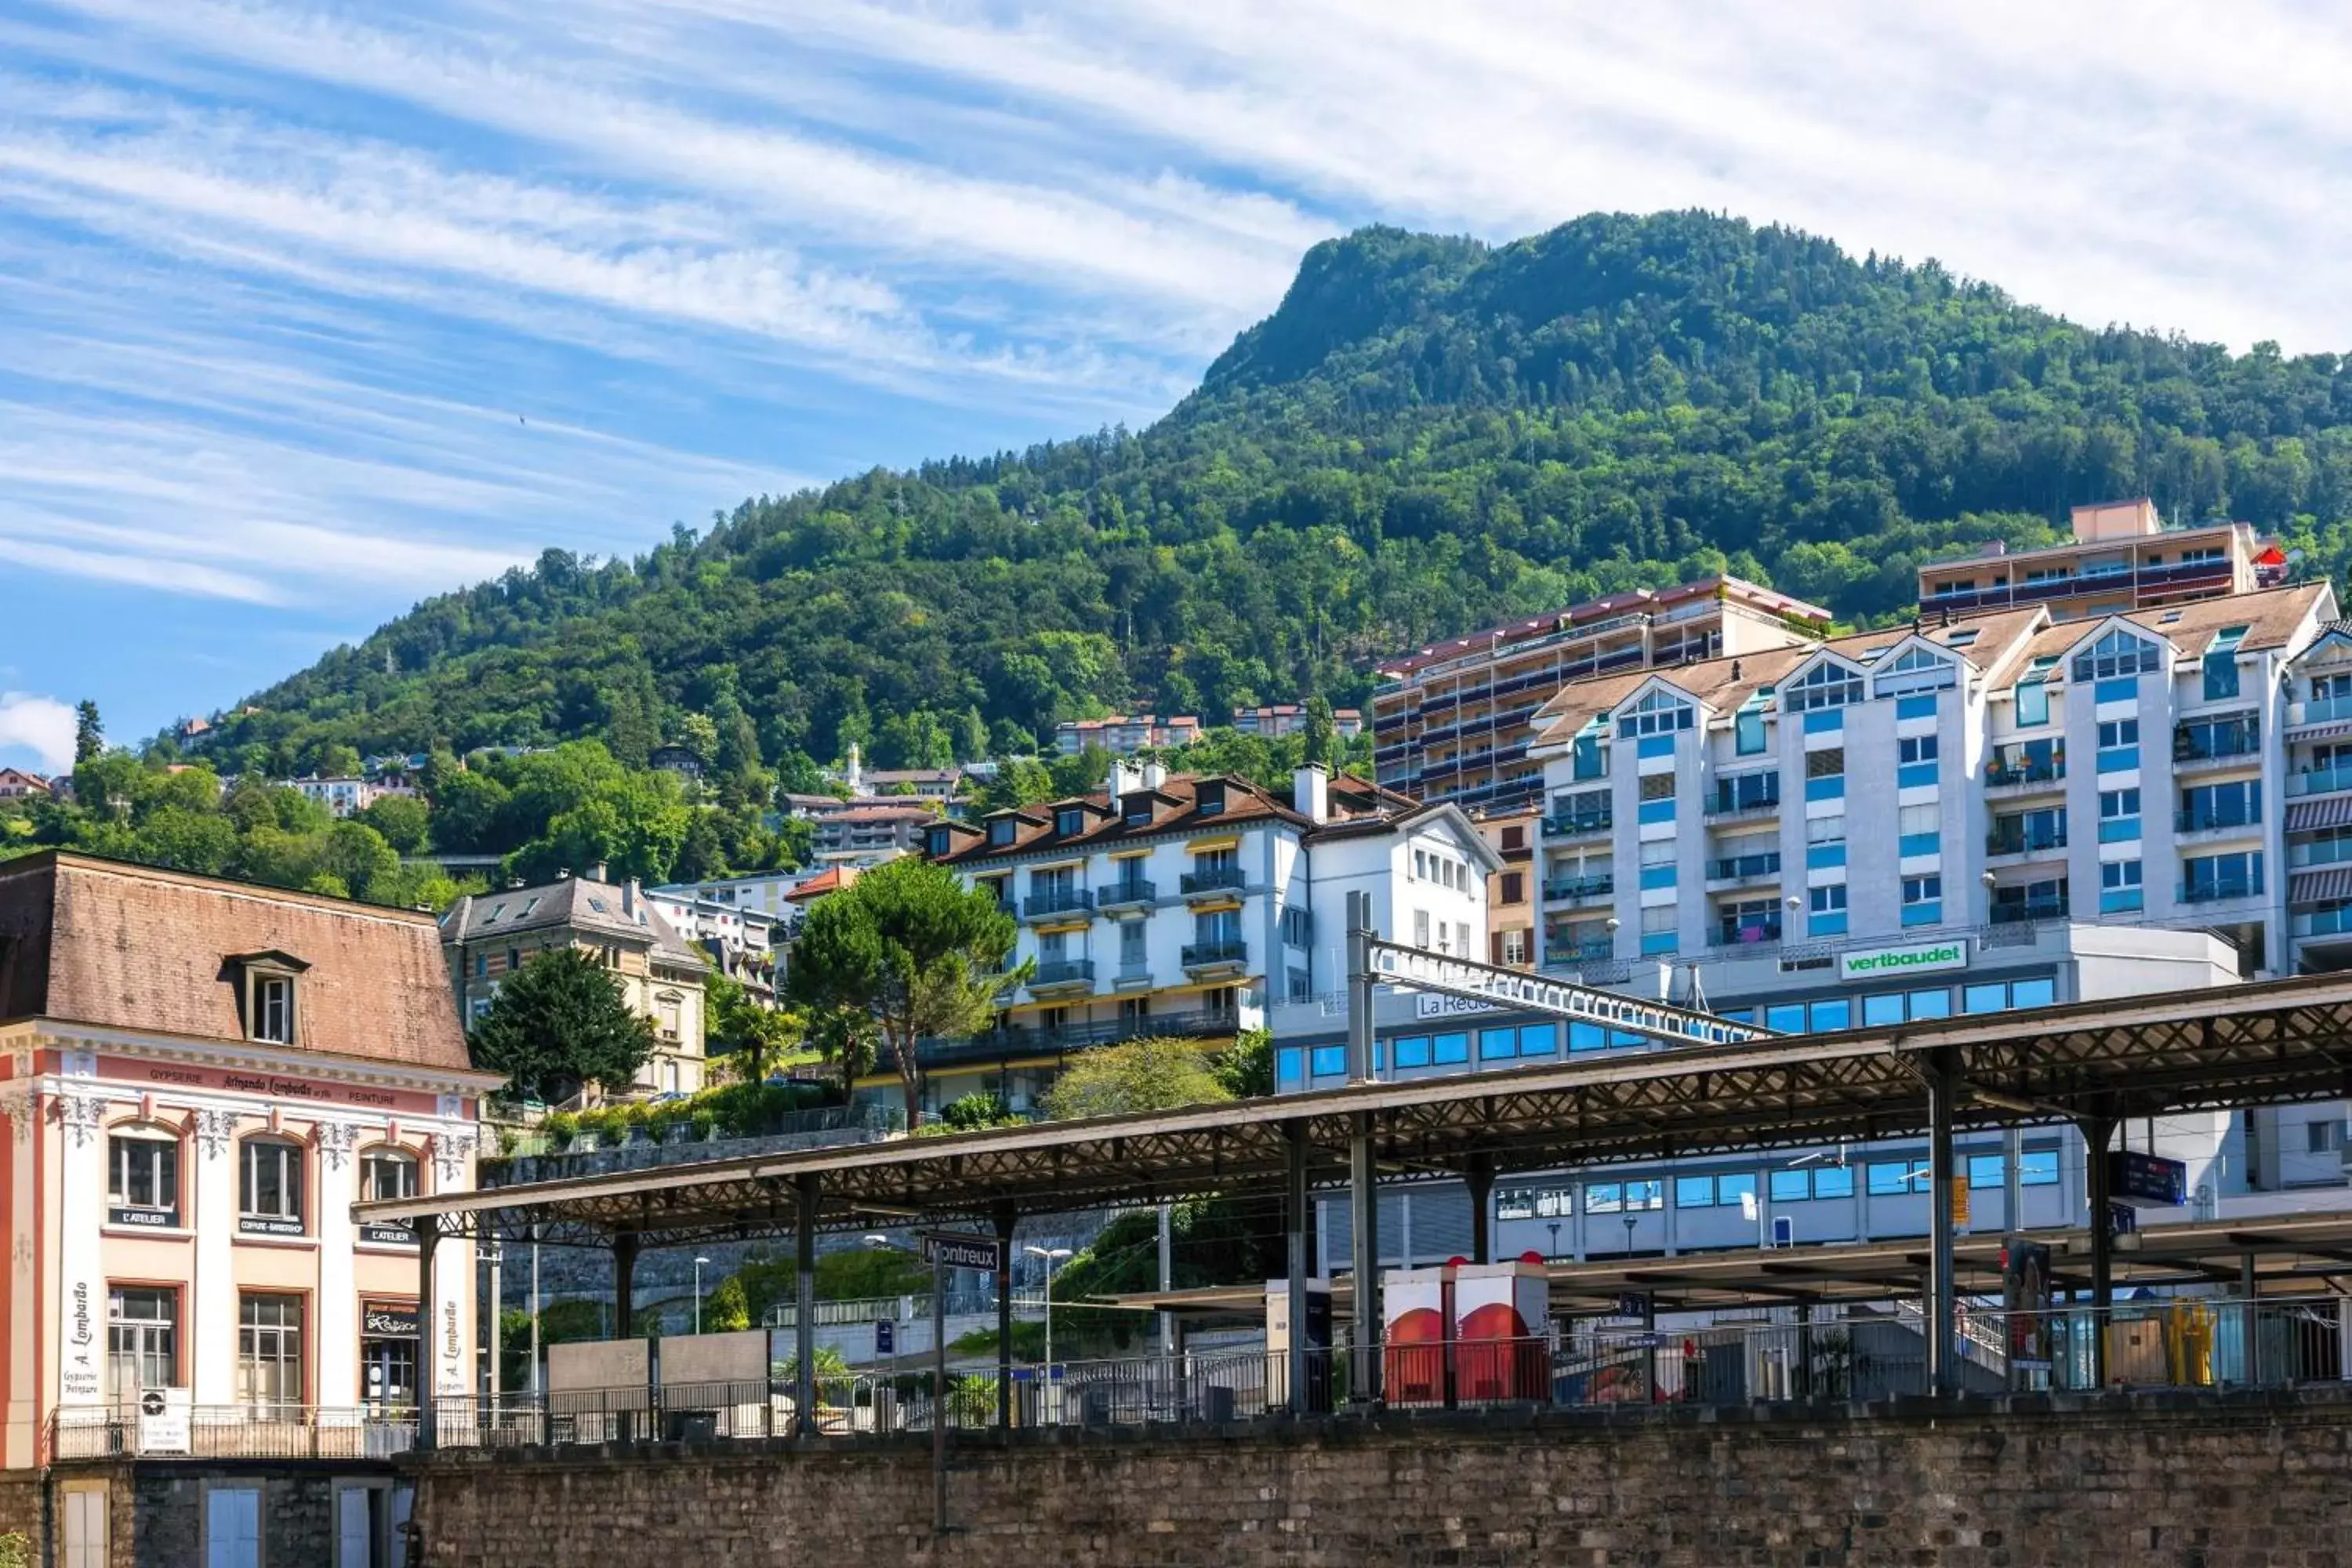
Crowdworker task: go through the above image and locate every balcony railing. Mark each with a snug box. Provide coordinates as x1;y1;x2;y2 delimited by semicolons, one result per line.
1991;898;2069;925
1029;960;1095;989
1096;878;1157;909
2173;726;2261;764
1181;940;1249;971
1706;781;1781;818
2289;695;2352;729
2291;838;2352;869
51;1405;421;1461
1705;851;1782;882
1022;889;1094;920
2175;807;2261;834
1178;866;1247;897
1541;808;1613;839
1542;873;1615;904
923;1007;1248;1067
1711;921;1783;949
2293;906;2352;940
1986;747;2065;788
1987;825;2068;856
2289;763;2352;797
2180;873;2263;904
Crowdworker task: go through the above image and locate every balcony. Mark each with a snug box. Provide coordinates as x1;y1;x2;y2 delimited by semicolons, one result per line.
2291;837;2352;869
2179;873;2263;905
2288;695;2352;731
1987;824;2068;858
1706;780;1782;820
1711;920;1783;949
1022;888;1094;922
1096;878;1157;913
2173;722;2262;768
1542;873;1615;906
1180;939;1249;975
2292;906;2352;942
1541;807;1613;840
1028;959;1095;993
1178;866;1247;898
1704;851;1782;887
2289;763;2352;797
924;1006;1249;1068
1991;898;2068;926
2174;807;2261;838
1986;746;2065;791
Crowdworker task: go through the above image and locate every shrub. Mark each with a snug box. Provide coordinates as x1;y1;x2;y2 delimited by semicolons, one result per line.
543;1110;579;1146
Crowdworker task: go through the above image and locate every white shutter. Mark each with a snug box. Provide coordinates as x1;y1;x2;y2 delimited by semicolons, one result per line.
337;1487;373;1567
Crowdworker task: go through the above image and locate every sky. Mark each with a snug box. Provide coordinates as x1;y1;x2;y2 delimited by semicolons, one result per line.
6;1;2352;775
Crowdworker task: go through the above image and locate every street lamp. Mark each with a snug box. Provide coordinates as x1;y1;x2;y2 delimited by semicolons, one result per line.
1023;1246;1073;1386
693;1255;711;1335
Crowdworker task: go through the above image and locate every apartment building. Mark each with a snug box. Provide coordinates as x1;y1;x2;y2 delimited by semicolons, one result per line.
810;802;935;866
1052;715;1203;756
441;872;710;1098
920;764;1491;1116
0;852;497;1482
1231;705;1365;741
1918;498;2287;622
641;889;782;1002
1274;581;2349;1268
1368;577;1830;816
1474;805;1540;970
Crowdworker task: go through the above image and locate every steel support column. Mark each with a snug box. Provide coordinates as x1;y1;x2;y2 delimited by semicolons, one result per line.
795;1174;819;1438
993;1201;1018;1431
2080;1112;2115;1387
1463;1154;1495;1266
1284;1120;1309;1417
612;1233;639;1341
1927;1050;1958;1396
417;1221;440;1449
1349;1112;1379;1405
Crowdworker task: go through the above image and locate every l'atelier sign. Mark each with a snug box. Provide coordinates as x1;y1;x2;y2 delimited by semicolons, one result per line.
88;1054;446;1114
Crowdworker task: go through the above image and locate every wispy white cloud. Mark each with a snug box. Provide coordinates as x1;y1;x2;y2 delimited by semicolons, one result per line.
0;693;76;774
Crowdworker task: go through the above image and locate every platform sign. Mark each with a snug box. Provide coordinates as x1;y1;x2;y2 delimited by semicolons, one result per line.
2106;1150;2187;1208
918;1231;1003;1272
874;1319;895;1356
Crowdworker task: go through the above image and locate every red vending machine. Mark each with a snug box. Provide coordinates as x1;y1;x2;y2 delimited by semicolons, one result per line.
1381;1263;1455;1407
1450;1254;1551;1403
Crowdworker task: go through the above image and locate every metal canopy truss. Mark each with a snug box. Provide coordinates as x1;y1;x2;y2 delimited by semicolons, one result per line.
1106;1213;2352;1317
1362;938;1773;1048
362;971;2352;1251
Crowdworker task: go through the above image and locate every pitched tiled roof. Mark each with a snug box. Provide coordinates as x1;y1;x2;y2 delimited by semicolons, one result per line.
441;876;702;964
931;771;1414;868
0;851;470;1070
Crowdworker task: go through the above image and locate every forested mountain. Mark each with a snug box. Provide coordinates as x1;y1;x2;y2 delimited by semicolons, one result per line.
193;210;2352;780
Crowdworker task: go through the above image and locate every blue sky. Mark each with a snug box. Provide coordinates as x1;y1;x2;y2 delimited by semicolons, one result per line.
6;1;2352;773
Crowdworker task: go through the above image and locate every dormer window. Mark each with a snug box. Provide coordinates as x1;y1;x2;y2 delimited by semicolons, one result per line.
989;818;1018;847
1123;799;1154;826
1783;661;1865;713
927;826;952;857
1195;782;1226;816
228;952;310;1046
1056;807;1086;837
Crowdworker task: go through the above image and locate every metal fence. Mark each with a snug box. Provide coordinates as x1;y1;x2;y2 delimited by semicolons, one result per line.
51;1405;419;1461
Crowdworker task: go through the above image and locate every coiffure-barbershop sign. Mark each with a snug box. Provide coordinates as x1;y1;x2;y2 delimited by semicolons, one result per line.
1837;939;1969;982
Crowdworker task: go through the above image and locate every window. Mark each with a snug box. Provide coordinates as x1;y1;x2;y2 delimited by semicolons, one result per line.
251;975;294;1044
1638;771;1675;801
2019;1150;2059;1185
1813;1164;1856;1199
2307;1120;2343;1154
1874;643;1958;697
1309;1045;1346;1077
1784;660;1864;713
1055;808;1083;837
989;819;1017;846
1770;1169;1813;1202
2098;788;2142;843
1432;1032;1470;1065
1804;745;1844;784
1570;717;1607;779
1897;803;1940;858
1901;875;1941;927
1617;689;1695;739
1734;702;1768;755
1499;872;1525;905
1712;770;1779;813
1807;883;1847;938
1806;813;1846;846
2100;858;2144;914
2180;779;2261;833
108;1131;180;1221
361;1149;418;1203
2204;626;2248;700
1479;1027;1517;1062
107;1286;176;1399
1867;1161;1927;1196
236;1294;303;1410
1639;905;1678;956
2013;655;2060;727
1120;920;1147;970
1898;735;1938;766
927;826;952;858
239;1139;305;1236
1392;1036;1431;1069
1193;781;1226;815
2183;851;2263;902
2073;628;2162;682
1622;1179;1664;1210
1675;1175;1715;1208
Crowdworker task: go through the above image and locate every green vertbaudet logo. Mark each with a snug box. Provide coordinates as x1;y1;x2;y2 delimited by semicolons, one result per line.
1838;941;1968;980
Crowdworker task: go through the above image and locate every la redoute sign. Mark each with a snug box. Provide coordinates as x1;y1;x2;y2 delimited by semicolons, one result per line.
1837;939;1969;982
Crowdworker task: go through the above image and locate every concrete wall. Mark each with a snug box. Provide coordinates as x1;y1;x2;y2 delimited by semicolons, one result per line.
406;1392;2352;1567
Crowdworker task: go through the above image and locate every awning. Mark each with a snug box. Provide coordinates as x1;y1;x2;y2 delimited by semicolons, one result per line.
2287;720;2352;745
2287;797;2352;833
2289;867;2352;907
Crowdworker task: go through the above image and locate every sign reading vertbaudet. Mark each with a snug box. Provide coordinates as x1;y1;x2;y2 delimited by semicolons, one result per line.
1837;939;1969;982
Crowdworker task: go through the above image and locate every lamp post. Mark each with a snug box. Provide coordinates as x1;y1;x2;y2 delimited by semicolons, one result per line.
1024;1245;1072;1421
693;1255;711;1335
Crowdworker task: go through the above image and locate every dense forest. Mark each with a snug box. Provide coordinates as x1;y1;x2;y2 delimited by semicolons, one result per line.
181;209;2352;778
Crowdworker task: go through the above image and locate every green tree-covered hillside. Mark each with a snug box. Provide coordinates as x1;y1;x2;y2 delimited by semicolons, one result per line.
194;210;2352;775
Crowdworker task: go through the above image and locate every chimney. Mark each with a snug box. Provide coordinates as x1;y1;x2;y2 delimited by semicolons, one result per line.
588;862;608;884
624;879;640;916
1108;760;1143;810
1140;760;1167;791
1294;762;1330;822
845;742;863;794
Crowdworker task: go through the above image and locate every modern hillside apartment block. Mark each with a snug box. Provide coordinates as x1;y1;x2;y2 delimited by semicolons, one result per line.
1916;499;2287;622
1052;714;1203;756
0;852;497;1477
920;764;1491;1116
1368;576;1831;816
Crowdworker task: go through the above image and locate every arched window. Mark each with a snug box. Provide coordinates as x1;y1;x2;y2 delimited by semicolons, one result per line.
2071;628;2162;683
359;1146;418;1203
1783;660;1865;713
238;1137;305;1236
1616;688;1695;739
1872;644;1957;699
107;1123;181;1224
